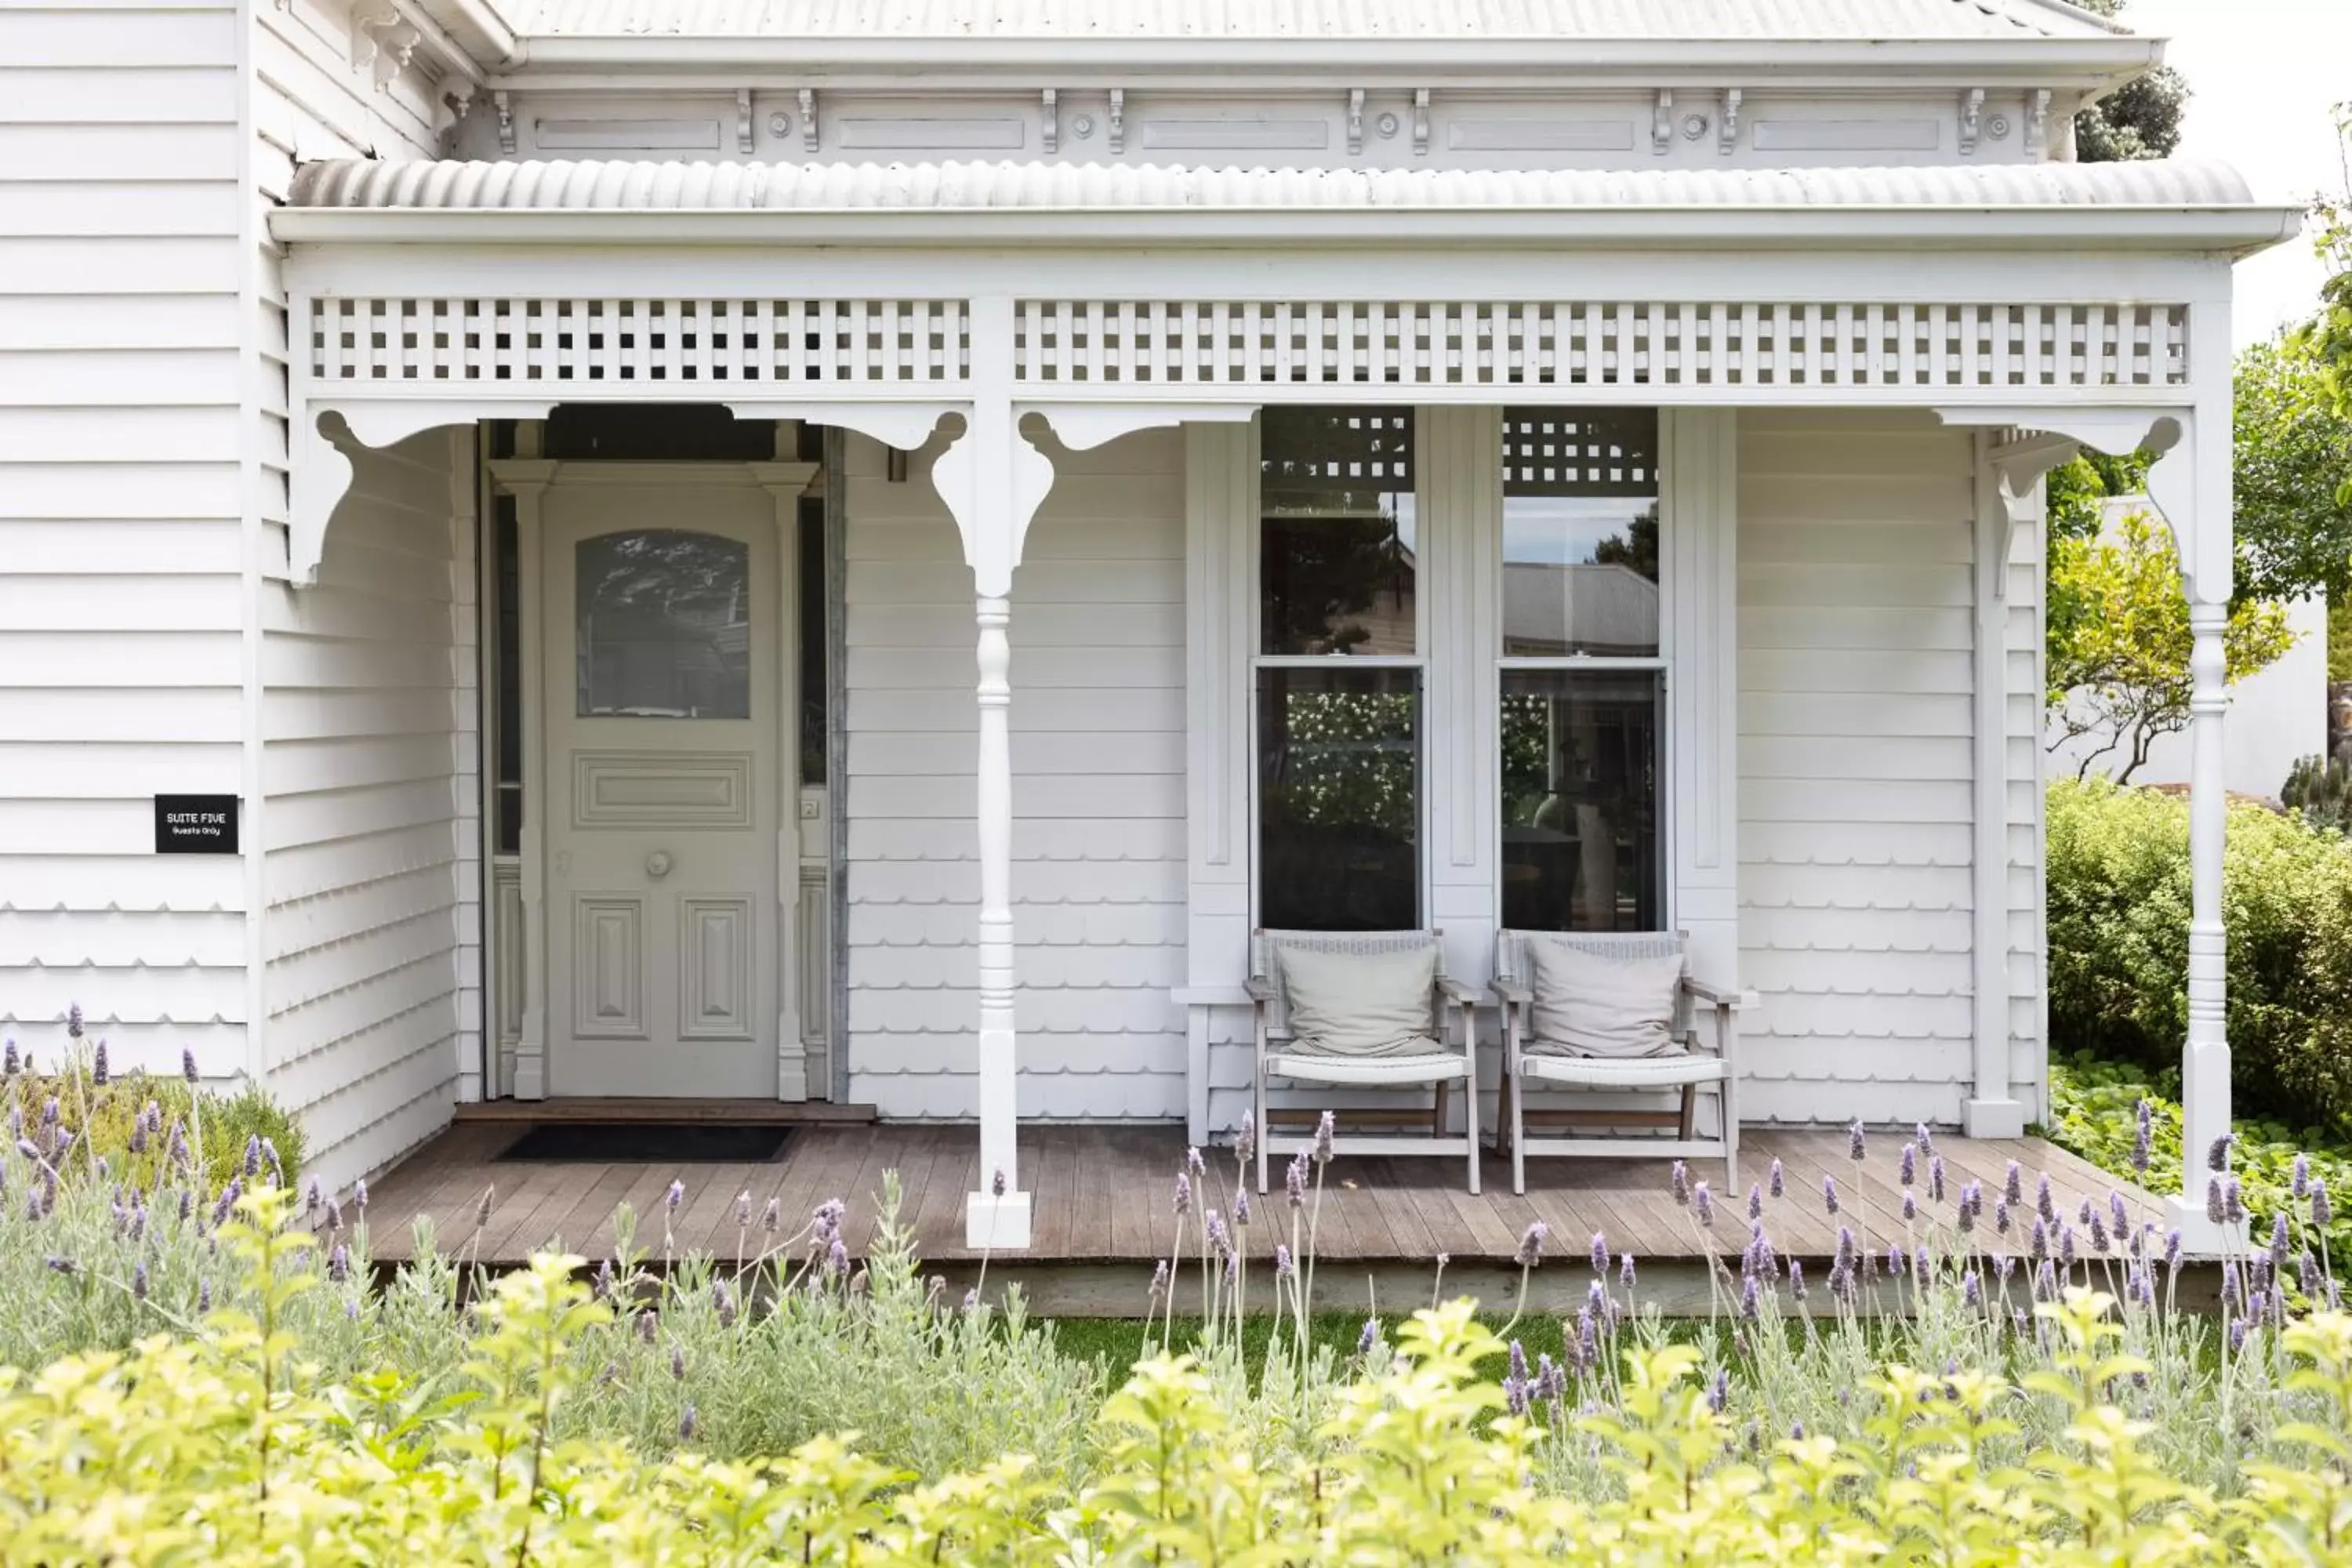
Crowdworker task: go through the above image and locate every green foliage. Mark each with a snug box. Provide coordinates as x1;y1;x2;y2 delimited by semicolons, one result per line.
22;1248;2352;1564
2299;105;2352;437
2045;511;2296;782
2235;335;2352;604
2285;746;2352;835
2332;594;2352;682
2047;778;2352;1132
2066;0;2187;165
2049;1051;2352;1265
12;1062;304;1194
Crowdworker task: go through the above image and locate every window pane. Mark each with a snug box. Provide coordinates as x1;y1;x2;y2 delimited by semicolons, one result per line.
576;530;751;719
798;493;827;784
493;493;523;854
1261;407;1416;655
1258;666;1419;931
1500;669;1661;931
1501;409;1660;657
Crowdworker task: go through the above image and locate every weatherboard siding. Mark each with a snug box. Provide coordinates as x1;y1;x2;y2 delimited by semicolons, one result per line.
1738;411;1987;1126
0;0;249;1071
260;427;469;1195
842;430;1189;1120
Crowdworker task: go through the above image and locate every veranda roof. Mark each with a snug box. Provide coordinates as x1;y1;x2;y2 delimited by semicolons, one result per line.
485;0;2126;41
277;156;2295;253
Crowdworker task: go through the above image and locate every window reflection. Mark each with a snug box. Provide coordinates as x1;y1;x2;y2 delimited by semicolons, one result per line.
1257;666;1420;931
1501;412;1660;658
576;530;751;719
1499;670;1661;931
1261;408;1416;655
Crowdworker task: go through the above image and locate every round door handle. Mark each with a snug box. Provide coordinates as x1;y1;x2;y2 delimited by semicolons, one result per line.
645;851;673;880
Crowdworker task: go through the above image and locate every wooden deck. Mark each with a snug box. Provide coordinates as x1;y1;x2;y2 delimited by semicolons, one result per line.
365;1121;2158;1308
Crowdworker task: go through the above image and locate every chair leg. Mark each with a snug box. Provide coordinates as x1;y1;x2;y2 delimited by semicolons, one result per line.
1508;1061;1526;1197
1432;1079;1450;1138
1720;1077;1740;1194
1254;1060;1270;1196
1463;1072;1481;1195
1678;1083;1697;1141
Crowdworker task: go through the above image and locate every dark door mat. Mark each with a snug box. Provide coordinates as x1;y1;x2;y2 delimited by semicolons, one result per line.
495;1123;791;1163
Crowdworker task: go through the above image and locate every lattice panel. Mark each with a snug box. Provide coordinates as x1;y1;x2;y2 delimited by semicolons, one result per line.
1011;300;2191;391
308;297;970;385
1504;409;1657;497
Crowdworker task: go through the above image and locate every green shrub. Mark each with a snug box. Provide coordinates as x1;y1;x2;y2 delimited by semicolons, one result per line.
13;1204;2352;1566
2046;777;2352;1131
2283;744;2352;834
9;1061;304;1193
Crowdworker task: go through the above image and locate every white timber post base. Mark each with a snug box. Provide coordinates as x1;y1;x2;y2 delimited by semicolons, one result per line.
2167;597;2236;1253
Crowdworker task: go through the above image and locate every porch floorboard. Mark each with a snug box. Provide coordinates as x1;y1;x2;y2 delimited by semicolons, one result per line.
361;1122;2158;1273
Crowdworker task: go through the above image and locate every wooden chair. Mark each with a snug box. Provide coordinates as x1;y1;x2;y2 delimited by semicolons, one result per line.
1250;928;1485;1194
1493;928;1746;1196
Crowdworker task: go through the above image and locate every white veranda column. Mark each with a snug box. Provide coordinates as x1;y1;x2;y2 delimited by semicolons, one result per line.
931;297;1057;1250
2147;392;2236;1254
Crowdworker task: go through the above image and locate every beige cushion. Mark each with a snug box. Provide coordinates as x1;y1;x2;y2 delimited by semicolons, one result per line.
1275;942;1438;1058
1525;940;1683;1058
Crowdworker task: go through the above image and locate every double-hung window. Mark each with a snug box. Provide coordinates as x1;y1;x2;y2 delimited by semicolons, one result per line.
1254;408;1421;932
1497;410;1665;932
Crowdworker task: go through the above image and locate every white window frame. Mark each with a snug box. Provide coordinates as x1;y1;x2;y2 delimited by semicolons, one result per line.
1492;406;1674;936
1247;406;1432;932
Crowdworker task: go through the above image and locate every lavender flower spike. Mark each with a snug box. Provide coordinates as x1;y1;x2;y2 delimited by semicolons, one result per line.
1357;1316;1379;1356
1899;1143;1916;1188
2003;1160;2024;1209
1788;1260;1807;1301
2294;1153;2312;1200
1312;1110;1337;1165
1173;1171;1192;1218
1235;1112;1256;1163
2206;1178;2227;1226
1747;1184;1763;1221
2314;1179;2333;1229
91;1040;107;1087
1671;1160;1690;1207
1285;1152;1308;1209
1;1041;13;1076
1590;1230;1610;1273
2206;1132;2235;1172
1515;1221;1548;1269
1769;1158;1784;1200
1621;1250;1637;1290
665;1179;685;1215
1274;1243;1295;1279
181;1047;198;1085
1847;1119;1866;1162
1821;1175;1839;1217
1693;1181;1715;1226
991;1167;1007;1199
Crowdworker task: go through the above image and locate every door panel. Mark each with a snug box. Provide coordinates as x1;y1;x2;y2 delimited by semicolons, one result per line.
543;478;783;1098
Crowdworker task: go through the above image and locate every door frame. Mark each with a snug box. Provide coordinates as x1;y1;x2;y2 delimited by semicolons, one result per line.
484;426;823;1101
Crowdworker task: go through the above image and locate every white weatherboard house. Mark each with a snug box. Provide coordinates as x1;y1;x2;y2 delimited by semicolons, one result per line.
7;0;2301;1251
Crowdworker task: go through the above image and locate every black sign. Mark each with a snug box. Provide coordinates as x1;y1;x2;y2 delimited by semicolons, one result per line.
154;795;239;855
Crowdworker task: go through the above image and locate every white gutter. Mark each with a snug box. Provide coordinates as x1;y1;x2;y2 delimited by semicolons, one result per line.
270;201;2303;259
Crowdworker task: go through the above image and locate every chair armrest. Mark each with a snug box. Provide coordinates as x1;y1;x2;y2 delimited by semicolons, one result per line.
1681;977;1758;1011
1436;978;1489;1007
1243;977;1279;1004
1492;979;1534;1007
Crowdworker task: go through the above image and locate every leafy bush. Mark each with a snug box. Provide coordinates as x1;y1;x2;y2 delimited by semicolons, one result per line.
8;1024;304;1192
15;1203;2352;1565
2046;777;2352;1131
2284;744;2352;834
2049;1051;2352;1267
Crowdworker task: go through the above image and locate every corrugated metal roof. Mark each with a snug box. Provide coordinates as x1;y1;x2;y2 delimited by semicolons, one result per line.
488;0;2125;40
289;157;2248;212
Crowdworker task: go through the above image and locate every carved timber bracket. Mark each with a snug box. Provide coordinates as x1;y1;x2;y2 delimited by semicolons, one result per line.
1934;404;2213;602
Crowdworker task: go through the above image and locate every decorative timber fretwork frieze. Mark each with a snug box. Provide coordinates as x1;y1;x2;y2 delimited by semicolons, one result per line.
302;294;2191;398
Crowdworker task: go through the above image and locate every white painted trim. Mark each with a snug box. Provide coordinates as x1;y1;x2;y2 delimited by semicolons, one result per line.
751;455;824;1101
491;453;554;1099
1964;429;2025;1139
1665;409;1737;982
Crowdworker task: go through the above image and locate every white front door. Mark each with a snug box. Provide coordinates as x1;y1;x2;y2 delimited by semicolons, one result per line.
542;474;784;1098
